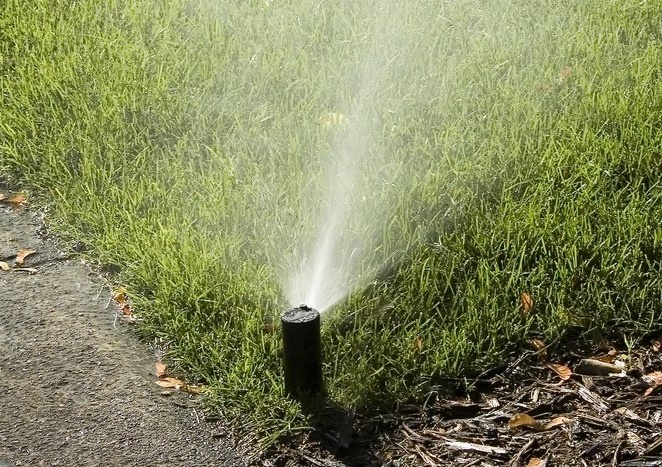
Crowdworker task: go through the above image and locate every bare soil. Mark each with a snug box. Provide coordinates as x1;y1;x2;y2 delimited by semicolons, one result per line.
0;203;245;467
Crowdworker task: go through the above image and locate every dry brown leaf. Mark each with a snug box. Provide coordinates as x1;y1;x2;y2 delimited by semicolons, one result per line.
123;314;137;324
0;261;10;271
527;457;547;467
544;416;573;430
592;349;619;363
558;66;572;84
155;362;167;378
0;193;26;206
508;413;544;431
546;362;572;381
529;338;548;362
15;249;36;266
536;83;552;93
155;377;184;389
643;371;662;396
155;375;206;395
520;292;533;313
10;194;26;205
113;287;135;319
317;112;348;127
413;336;423;352
113;288;128;304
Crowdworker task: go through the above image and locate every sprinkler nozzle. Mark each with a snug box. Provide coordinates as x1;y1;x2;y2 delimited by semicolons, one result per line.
281;305;323;399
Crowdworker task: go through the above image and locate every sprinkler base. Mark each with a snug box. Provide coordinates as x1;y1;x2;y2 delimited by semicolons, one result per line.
281;305;323;399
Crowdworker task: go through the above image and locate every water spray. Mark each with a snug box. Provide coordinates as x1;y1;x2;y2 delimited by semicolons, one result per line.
281;305;323;399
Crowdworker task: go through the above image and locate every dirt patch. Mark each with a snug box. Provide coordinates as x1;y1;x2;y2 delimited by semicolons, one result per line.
0;204;245;467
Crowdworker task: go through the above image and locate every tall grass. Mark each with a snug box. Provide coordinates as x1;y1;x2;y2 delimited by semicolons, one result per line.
1;0;661;442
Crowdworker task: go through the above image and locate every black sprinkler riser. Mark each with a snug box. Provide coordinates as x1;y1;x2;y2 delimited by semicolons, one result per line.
281;305;323;399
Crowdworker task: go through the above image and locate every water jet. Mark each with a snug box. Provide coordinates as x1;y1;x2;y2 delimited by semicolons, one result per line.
281;305;323;399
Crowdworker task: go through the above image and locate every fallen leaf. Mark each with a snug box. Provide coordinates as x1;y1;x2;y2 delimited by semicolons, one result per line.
546;362;572;381
413;336;423;352
520;292;533;313
123;314;137;324
10;194;26;204
544;416;573;430
508;413;544;431
183;384;207;395
529;339;548;362
155;377;184;389
113;287;136;320
15;249;36;266
0;261;9;271
558;66;572;84
317;112;348;127
155;362;167;378
527;457;547;467
643;371;662;396
0;193;26;206
592;348;619;363
155;375;206;395
536;83;552;93
113;287;128;304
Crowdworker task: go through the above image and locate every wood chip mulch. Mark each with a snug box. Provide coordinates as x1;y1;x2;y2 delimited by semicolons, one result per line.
267;336;662;467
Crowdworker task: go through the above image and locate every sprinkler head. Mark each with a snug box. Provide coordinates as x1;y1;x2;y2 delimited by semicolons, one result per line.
281;305;323;399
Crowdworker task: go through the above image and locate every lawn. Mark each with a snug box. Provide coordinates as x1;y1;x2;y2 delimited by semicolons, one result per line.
1;0;661;446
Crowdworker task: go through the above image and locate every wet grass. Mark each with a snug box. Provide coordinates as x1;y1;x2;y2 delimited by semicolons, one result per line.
1;0;661;446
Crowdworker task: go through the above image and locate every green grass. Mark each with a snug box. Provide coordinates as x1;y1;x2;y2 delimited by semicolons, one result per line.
2;0;662;446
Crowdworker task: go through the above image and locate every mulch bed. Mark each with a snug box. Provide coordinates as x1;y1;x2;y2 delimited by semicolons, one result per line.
266;336;662;467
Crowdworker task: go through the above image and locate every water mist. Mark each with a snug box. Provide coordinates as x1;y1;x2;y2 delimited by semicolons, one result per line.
284;4;418;314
